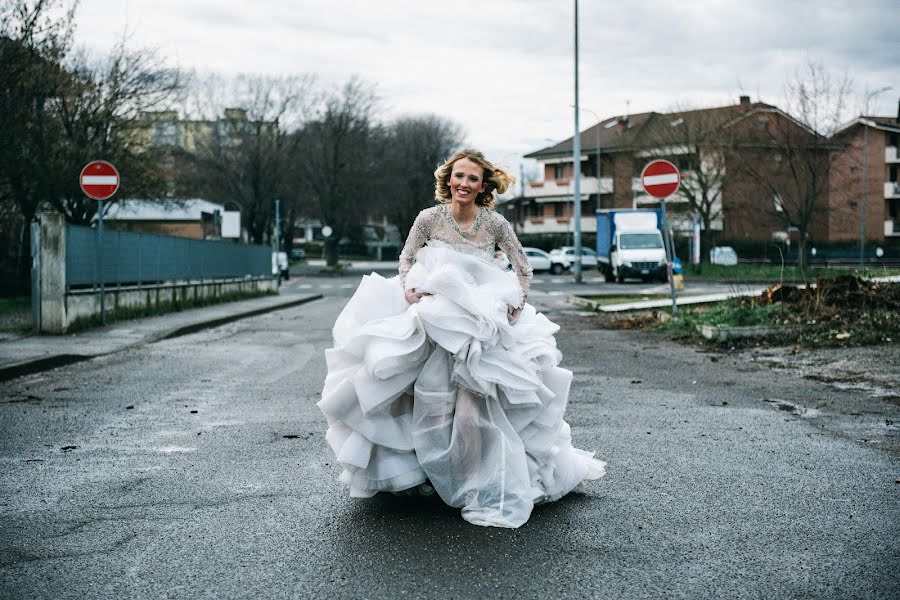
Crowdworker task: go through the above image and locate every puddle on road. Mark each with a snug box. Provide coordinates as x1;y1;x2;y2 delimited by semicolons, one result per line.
156;446;197;453
764;398;822;418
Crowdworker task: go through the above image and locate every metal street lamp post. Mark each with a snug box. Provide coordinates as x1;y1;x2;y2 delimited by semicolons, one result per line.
571;0;583;283
573;105;602;188
860;86;892;267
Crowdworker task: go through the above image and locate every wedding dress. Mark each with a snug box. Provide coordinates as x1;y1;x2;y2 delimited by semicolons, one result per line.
318;204;606;528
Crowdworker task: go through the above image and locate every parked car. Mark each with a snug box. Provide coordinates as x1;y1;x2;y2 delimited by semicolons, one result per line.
709;246;738;266
289;247;306;261
494;247;553;272
523;247;552;272
272;251;289;280
549;246;598;274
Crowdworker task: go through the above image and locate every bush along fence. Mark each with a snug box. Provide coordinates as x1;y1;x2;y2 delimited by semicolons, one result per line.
32;212;276;333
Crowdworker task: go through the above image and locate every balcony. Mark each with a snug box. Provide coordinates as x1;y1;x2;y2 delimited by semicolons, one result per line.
885;181;900;199
520;216;597;235
525;176;613;199
886;146;899;164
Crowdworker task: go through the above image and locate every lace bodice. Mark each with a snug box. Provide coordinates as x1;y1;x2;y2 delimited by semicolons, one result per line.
399;204;533;306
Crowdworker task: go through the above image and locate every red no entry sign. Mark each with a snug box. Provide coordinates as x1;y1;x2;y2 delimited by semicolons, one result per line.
79;160;120;200
641;159;680;199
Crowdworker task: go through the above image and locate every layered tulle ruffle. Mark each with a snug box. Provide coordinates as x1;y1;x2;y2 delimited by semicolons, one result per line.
318;244;606;528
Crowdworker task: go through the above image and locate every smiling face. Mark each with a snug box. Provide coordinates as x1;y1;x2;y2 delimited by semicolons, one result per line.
448;158;485;206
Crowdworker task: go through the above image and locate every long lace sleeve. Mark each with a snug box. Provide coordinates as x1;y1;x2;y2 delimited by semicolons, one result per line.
495;215;532;308
398;210;429;286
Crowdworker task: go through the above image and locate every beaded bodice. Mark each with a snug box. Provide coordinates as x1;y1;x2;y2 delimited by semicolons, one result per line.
398;204;533;305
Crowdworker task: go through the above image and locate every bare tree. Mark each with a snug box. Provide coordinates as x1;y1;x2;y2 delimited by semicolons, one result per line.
375;114;464;240
735;60;853;268
47;37;183;223
0;0;77;290
178;73;314;244
635;105;737;263
289;78;381;266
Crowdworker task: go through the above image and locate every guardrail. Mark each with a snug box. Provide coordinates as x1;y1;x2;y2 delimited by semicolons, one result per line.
66;224;271;289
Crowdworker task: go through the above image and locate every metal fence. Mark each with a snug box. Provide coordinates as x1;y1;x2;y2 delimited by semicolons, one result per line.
66;225;271;289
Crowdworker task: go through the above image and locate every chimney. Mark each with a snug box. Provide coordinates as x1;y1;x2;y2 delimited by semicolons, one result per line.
616;115;628;133
739;95;751;107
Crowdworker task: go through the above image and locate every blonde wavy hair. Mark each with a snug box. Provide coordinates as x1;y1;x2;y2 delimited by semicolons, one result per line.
434;148;515;209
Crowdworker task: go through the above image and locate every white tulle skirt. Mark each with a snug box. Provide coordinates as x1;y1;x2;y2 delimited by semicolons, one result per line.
318;244;606;528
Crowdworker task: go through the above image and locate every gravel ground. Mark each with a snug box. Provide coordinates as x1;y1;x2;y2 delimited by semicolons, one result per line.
577;310;900;457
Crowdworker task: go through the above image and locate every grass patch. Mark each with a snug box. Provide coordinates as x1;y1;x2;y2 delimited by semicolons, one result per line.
648;276;899;347
66;288;276;333
683;263;900;283
0;296;32;333
653;299;782;338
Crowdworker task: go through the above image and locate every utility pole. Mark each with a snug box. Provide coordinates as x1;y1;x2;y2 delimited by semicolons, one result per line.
860;86;892;267
572;0;583;283
274;198;282;287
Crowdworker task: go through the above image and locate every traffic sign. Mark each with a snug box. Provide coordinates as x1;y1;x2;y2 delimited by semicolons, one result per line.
641;159;680;199
79;160;120;200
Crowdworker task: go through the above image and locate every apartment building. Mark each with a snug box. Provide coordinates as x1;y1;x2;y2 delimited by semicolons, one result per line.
504;97;900;248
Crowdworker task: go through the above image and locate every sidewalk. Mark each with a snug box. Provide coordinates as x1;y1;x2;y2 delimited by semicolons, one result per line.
0;292;322;382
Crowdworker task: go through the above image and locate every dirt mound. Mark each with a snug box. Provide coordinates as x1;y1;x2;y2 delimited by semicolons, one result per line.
757;276;900;312
751;276;899;345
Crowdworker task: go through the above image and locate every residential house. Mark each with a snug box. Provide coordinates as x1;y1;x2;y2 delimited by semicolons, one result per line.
103;199;241;240
505;96;898;250
828;106;900;242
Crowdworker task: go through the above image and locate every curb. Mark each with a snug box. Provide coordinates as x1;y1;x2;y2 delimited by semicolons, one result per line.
157;294;322;341
0;354;94;383
0;294;323;383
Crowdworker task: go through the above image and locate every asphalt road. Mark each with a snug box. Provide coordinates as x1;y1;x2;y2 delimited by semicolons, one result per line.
1;275;898;599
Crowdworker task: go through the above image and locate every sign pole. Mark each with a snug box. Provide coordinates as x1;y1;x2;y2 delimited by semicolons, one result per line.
98;199;105;324
274;198;282;287
80;160;119;326
659;197;678;315
31;220;41;332
640;159;681;317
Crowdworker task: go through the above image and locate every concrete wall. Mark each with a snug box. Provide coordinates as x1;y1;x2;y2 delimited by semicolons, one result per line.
36;212;276;334
63;277;276;329
38;213;67;333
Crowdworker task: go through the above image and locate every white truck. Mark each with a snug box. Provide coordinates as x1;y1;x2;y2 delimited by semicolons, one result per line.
596;209;668;283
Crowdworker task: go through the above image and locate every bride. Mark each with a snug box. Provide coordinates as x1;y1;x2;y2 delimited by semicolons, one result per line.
318;149;606;528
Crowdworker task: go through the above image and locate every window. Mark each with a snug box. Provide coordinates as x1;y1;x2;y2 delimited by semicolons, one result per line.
619;234;663;250
554;164;564;179
890;165;898;182
554;202;564;217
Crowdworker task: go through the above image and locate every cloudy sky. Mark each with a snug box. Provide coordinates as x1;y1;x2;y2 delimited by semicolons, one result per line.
76;0;899;164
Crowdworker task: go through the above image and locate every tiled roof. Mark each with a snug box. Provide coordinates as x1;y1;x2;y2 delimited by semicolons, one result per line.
104;199;226;221
525;101;778;159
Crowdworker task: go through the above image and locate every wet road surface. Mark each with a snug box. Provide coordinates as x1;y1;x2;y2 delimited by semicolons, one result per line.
1;276;898;599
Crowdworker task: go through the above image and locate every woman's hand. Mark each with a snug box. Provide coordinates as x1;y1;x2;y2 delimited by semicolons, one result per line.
507;306;522;326
405;288;432;304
